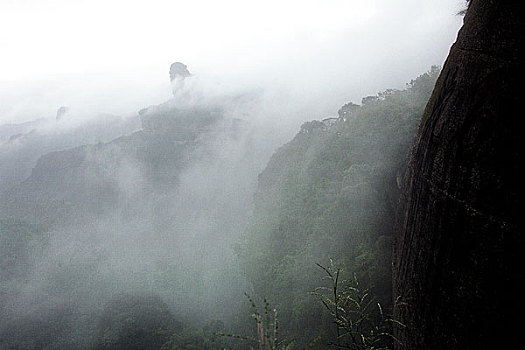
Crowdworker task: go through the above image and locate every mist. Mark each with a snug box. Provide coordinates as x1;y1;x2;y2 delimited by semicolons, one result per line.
1;0;464;125
1;1;465;349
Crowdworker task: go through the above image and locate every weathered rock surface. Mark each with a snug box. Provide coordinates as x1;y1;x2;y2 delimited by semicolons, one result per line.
56;106;69;120
169;62;191;95
169;62;191;82
393;0;524;348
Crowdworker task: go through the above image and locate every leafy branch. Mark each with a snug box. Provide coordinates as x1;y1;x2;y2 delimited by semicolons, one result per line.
216;293;295;350
311;258;403;350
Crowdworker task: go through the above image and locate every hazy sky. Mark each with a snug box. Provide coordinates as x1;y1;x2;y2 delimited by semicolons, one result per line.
0;0;465;124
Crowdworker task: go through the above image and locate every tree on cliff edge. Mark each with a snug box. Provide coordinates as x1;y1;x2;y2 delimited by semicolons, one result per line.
393;0;524;349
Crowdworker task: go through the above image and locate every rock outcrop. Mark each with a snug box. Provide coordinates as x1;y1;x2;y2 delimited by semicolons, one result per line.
1;63;248;225
169;62;191;95
56;106;69;120
169;62;191;82
393;0;524;348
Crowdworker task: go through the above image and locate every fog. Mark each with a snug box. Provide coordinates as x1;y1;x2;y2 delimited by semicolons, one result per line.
1;0;465;349
1;73;281;346
1;0;464;125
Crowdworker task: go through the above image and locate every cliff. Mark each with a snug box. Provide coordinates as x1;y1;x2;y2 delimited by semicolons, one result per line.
393;0;524;348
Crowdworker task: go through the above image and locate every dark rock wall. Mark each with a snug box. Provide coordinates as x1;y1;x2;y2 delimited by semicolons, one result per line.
393;0;524;348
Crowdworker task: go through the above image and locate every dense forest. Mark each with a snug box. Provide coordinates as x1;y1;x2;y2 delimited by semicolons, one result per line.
1;0;521;349
0;66;439;349
236;67;439;347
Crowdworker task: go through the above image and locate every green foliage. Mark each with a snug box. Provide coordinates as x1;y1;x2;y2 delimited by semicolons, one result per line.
90;295;180;350
161;321;226;350
312;260;401;350
218;293;296;350
237;67;440;346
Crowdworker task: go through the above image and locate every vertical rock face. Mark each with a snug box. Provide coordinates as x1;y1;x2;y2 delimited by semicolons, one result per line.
393;1;524;349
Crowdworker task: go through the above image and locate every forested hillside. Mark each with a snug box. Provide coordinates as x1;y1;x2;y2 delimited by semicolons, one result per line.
6;0;510;349
0;67;440;349
237;67;440;347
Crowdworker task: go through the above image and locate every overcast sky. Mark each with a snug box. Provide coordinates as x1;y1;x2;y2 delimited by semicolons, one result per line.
0;0;465;125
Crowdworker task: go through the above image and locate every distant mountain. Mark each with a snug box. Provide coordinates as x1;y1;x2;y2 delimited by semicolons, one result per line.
1;104;244;225
0;63;271;349
0;113;140;193
0;119;45;142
